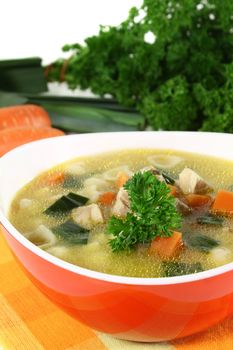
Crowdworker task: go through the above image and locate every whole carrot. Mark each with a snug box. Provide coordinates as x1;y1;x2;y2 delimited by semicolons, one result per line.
0;126;64;156
0;105;51;130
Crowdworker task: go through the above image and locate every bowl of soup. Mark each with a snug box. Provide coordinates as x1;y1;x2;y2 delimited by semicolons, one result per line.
0;131;233;342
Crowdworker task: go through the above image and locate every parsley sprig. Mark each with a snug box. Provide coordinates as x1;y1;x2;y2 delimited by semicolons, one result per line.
107;171;182;252
46;1;233;133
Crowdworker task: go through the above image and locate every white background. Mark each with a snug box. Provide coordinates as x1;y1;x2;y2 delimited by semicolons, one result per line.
0;0;142;65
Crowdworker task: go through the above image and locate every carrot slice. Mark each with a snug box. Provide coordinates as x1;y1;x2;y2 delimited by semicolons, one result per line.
116;172;129;188
42;172;65;186
212;190;233;215
185;194;212;208
149;231;183;258
0;105;51;130
0;127;64;156
98;192;116;205
167;184;178;197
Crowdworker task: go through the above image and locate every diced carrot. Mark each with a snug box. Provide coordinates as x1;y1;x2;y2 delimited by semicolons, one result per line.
149;231;183;259
115;172;129;188
0;105;51;130
212;190;233;215
0;127;64;157
98;192;116;205
185;194;212;208
167;184;178;197
42;172;65;186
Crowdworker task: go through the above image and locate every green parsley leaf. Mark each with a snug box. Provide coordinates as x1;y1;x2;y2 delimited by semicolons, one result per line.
45;1;233;133
107;171;182;252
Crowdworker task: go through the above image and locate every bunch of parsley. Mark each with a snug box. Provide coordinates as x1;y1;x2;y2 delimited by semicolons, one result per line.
47;0;233;132
107;171;181;252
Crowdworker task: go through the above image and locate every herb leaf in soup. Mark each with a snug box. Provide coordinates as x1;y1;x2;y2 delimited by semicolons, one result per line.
44;192;89;215
52;220;89;244
184;234;220;252
163;262;203;277
197;214;223;226
108;171;182;252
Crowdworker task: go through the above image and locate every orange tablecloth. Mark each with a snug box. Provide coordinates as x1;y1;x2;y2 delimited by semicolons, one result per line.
0;231;232;350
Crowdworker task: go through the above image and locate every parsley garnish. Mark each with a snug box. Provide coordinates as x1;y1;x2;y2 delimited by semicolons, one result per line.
107;171;182;252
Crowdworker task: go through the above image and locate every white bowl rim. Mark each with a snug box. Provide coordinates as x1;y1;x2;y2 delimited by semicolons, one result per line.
1;131;233;286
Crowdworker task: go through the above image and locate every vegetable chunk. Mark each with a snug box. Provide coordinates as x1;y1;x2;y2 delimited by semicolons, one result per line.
52;220;89;244
149;231;183;258
0;126;64;157
44;192;89;215
72;203;104;229
115;172;129;188
163;262;203;277
185;194;212;208
42;172;65;186
212;190;233;215
0;104;51;130
184;234;219;252
98;191;116;205
178;168;211;194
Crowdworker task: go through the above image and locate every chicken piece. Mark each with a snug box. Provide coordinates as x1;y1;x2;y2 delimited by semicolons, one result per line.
177;168;212;194
72;203;104;229
112;188;130;217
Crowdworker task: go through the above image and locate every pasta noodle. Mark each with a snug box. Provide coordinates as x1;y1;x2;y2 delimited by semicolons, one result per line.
103;166;133;181
25;225;57;249
66;162;86;175
147;154;183;169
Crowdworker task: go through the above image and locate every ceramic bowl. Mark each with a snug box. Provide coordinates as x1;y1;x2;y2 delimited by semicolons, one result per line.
0;132;233;342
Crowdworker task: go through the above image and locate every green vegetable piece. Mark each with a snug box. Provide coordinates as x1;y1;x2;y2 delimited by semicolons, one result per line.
161;171;175;185
146;167;176;185
184;234;219;252
0;57;47;94
197;214;223;226
107;171;182;252
163;262;203;277
44;192;89;215
52;220;89;244
63;175;83;189
0;91;28;107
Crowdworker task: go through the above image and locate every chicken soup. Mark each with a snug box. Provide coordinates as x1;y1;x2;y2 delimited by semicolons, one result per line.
9;149;233;278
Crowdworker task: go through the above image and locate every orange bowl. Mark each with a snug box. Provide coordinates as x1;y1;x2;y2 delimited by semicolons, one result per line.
0;132;233;342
